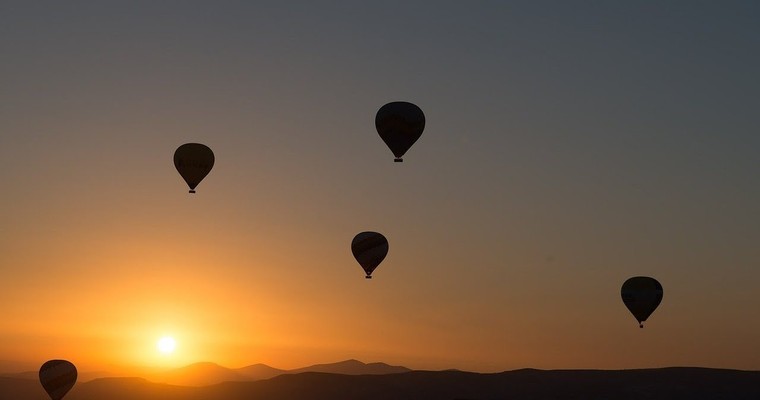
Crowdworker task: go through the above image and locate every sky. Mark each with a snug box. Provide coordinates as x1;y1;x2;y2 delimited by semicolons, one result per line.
1;1;759;374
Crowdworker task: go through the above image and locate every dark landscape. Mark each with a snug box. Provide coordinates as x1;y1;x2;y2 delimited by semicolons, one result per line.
2;360;758;400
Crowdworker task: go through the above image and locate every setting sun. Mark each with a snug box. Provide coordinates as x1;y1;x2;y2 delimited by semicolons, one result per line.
157;337;177;354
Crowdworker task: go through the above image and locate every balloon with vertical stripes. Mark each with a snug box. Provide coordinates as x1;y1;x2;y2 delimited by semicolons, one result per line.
351;231;389;279
39;359;77;400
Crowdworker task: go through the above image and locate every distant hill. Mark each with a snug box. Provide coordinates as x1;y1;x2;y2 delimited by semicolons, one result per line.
3;367;758;399
234;363;287;380
0;359;409;387
287;359;410;376
0;360;36;374
0;370;117;382
150;362;247;386
0;371;37;380
152;359;409;386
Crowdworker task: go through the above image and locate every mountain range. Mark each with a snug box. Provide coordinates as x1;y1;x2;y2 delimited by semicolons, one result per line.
149;359;410;386
1;360;758;399
0;359;410;386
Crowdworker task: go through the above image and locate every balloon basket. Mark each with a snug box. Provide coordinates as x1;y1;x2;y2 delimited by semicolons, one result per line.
394;158;403;162
365;276;372;279
189;190;196;194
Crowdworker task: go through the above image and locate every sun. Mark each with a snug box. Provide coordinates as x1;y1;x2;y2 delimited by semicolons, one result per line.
157;336;177;354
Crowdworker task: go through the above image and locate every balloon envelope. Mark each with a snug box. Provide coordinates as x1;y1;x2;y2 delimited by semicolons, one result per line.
375;101;425;162
351;231;388;279
621;276;663;328
39;360;77;400
174;143;215;193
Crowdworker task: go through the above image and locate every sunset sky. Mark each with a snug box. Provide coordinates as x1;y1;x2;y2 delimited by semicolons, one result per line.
1;1;759;374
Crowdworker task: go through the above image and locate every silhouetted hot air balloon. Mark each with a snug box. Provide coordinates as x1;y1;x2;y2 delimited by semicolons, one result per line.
39;360;77;400
351;231;388;279
375;101;425;162
621;276;663;328
174;143;215;193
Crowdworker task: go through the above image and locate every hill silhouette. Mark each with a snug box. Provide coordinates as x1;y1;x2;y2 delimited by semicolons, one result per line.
286;359;410;376
150;359;409;386
151;362;247;386
1;359;410;387
0;369;121;383
2;366;758;399
234;363;287;381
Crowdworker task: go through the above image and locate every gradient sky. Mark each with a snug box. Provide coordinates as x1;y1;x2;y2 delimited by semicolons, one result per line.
1;1;759;373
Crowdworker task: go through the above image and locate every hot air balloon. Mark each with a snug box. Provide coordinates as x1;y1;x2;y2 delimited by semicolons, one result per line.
174;143;215;193
375;101;425;162
351;231;388;279
39;360;77;400
621;276;663;328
